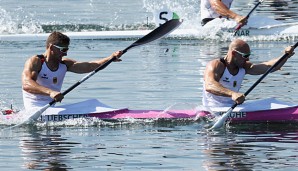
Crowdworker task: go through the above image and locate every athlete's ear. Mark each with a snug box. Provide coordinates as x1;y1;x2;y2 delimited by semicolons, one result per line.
48;44;55;53
48;43;53;50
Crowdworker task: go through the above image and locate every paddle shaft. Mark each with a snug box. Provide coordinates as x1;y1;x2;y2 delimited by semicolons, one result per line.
211;41;298;130
246;0;263;18
234;0;263;32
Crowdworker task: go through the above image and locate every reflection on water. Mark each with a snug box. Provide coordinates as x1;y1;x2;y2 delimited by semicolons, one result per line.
19;127;77;170
8;123;298;170
258;0;298;21
202;123;298;170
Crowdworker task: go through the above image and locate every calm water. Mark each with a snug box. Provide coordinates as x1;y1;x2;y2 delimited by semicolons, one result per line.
1;0;298;170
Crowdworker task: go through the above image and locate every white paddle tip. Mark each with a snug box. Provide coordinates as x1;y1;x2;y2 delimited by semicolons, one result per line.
209;108;233;130
27;104;51;121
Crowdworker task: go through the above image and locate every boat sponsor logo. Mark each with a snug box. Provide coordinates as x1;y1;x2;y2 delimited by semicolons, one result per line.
228;29;250;36
219;111;246;118
229;112;246;118
39;114;88;121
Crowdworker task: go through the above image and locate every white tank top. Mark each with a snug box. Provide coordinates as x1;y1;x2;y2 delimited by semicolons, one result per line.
23;58;67;109
201;0;233;20
202;62;245;107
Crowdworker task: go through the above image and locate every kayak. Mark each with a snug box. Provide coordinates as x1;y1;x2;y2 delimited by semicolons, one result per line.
2;98;298;123
204;98;298;123
202;16;298;37
1;17;297;42
21;99;198;122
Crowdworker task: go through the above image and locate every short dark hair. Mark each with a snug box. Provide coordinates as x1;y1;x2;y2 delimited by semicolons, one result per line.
46;31;70;48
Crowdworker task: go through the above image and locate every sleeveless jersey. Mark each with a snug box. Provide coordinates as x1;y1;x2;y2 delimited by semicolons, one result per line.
23;55;67;109
202;58;245;107
201;0;233;20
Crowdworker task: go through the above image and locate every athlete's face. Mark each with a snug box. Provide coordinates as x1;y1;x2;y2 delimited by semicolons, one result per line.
233;49;250;68
51;43;69;61
52;44;69;54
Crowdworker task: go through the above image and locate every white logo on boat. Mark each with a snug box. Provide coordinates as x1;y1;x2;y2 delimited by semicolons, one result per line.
228;29;250;36
40;114;88;121
218;112;246;118
228;112;246;118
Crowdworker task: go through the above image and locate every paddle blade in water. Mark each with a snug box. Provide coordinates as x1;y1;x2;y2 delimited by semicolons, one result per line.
2;104;50;130
26;104;50;122
8;104;49;129
209;108;233;130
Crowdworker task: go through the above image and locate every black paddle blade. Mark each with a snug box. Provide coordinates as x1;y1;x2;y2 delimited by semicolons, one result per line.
123;19;183;53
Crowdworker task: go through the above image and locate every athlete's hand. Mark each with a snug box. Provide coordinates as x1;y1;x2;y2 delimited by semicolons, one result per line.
235;15;248;26
112;51;123;62
231;92;245;105
285;46;295;58
50;91;64;102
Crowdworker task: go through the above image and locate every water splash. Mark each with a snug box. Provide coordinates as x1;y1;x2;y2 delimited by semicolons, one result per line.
1;2;297;41
0;7;42;34
143;0;201;29
0;8;18;34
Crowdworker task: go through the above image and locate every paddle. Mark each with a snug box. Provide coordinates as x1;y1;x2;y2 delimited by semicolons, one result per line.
18;18;183;125
233;0;264;35
210;41;298;130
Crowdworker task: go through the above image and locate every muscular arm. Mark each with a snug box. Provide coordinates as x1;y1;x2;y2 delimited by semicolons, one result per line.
246;46;295;75
66;51;123;73
22;56;62;100
210;0;237;19
204;59;234;97
210;0;247;24
204;59;246;104
22;56;51;95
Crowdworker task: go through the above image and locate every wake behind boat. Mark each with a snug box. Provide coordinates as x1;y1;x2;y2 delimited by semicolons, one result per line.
2;98;298;123
1;16;297;42
203;16;298;37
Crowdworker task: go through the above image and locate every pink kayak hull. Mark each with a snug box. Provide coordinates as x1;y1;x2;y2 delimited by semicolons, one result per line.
226;106;298;123
39;109;200;122
4;99;298;123
37;106;298;123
